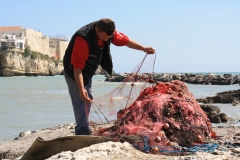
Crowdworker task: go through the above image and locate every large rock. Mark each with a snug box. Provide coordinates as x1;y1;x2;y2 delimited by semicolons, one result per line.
0;51;63;76
200;104;229;123
197;89;240;106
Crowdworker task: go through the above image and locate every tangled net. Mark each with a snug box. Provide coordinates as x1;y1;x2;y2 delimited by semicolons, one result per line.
89;54;217;154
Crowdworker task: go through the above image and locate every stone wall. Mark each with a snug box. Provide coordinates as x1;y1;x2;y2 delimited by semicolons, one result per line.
58;41;68;60
25;29;50;56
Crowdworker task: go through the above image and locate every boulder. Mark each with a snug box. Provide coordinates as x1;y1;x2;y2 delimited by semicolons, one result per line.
200;104;229;123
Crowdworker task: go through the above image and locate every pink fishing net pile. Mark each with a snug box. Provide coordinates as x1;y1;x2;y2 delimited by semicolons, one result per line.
89;54;216;153
94;80;216;152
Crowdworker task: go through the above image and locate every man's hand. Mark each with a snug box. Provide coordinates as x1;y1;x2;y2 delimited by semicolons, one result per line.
126;39;155;54
143;47;155;54
80;88;91;102
74;69;91;102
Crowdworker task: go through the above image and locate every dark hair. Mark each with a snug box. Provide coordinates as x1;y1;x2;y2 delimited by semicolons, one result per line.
97;18;115;35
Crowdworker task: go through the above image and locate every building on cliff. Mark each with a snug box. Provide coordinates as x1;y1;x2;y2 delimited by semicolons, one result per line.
0;26;68;60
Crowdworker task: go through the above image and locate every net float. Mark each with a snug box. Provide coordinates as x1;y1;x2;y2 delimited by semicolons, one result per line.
168;142;179;148
151;146;159;154
196;135;203;143
184;116;189;121
178;92;183;97
157;131;166;137
155;136;162;143
181;106;186;111
163;123;169;129
166;112;171;117
182;147;188;151
166;129;173;136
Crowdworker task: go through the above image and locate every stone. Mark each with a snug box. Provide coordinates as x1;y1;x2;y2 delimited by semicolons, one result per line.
0;51;63;76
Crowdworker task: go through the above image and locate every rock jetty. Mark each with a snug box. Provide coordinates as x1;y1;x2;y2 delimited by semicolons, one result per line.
106;73;240;85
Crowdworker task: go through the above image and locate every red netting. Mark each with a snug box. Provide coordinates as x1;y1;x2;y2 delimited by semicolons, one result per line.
89;54;216;153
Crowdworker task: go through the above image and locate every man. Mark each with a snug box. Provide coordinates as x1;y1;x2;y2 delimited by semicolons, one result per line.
63;18;155;135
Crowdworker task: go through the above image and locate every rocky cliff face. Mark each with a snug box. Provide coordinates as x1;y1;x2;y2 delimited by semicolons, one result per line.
0;50;113;77
0;51;63;76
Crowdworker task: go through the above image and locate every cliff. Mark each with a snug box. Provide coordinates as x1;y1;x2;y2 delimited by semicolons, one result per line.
0;50;63;76
0;49;111;77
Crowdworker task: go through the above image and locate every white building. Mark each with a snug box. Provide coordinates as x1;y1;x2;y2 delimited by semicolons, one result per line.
0;26;68;60
0;30;25;49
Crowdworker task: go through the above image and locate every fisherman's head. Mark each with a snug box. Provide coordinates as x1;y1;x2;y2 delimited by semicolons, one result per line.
95;18;115;42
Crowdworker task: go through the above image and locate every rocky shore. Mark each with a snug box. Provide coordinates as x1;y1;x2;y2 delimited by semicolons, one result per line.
195;88;240;124
0;50;63;76
200;104;229;123
197;89;240;106
106;73;240;85
1;122;240;160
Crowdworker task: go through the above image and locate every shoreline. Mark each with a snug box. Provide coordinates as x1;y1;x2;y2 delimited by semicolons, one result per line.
1;122;240;160
1;77;240;159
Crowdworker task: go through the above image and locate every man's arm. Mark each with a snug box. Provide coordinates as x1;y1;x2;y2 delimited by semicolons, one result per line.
126;39;155;54
74;69;91;102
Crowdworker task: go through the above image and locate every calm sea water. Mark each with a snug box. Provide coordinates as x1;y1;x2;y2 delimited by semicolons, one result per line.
0;73;240;143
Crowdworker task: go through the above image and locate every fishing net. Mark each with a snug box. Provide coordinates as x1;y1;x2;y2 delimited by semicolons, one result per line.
89;54;217;154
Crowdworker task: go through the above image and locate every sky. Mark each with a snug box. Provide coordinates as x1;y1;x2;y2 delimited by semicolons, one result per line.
1;0;239;73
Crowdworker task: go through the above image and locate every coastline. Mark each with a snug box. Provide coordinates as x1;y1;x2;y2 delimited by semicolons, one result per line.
1;122;240;160
0;75;240;159
1;75;239;144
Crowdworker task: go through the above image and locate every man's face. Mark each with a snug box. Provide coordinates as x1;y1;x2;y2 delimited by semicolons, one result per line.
95;27;113;42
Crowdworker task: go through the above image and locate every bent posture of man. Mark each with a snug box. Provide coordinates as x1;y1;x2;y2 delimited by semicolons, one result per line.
63;18;155;135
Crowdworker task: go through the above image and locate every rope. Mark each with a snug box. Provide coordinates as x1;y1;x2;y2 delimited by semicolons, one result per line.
92;102;110;123
125;52;157;109
91;52;156;123
134;142;219;154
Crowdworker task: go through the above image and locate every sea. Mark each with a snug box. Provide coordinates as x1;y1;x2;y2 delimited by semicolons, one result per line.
0;72;240;144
